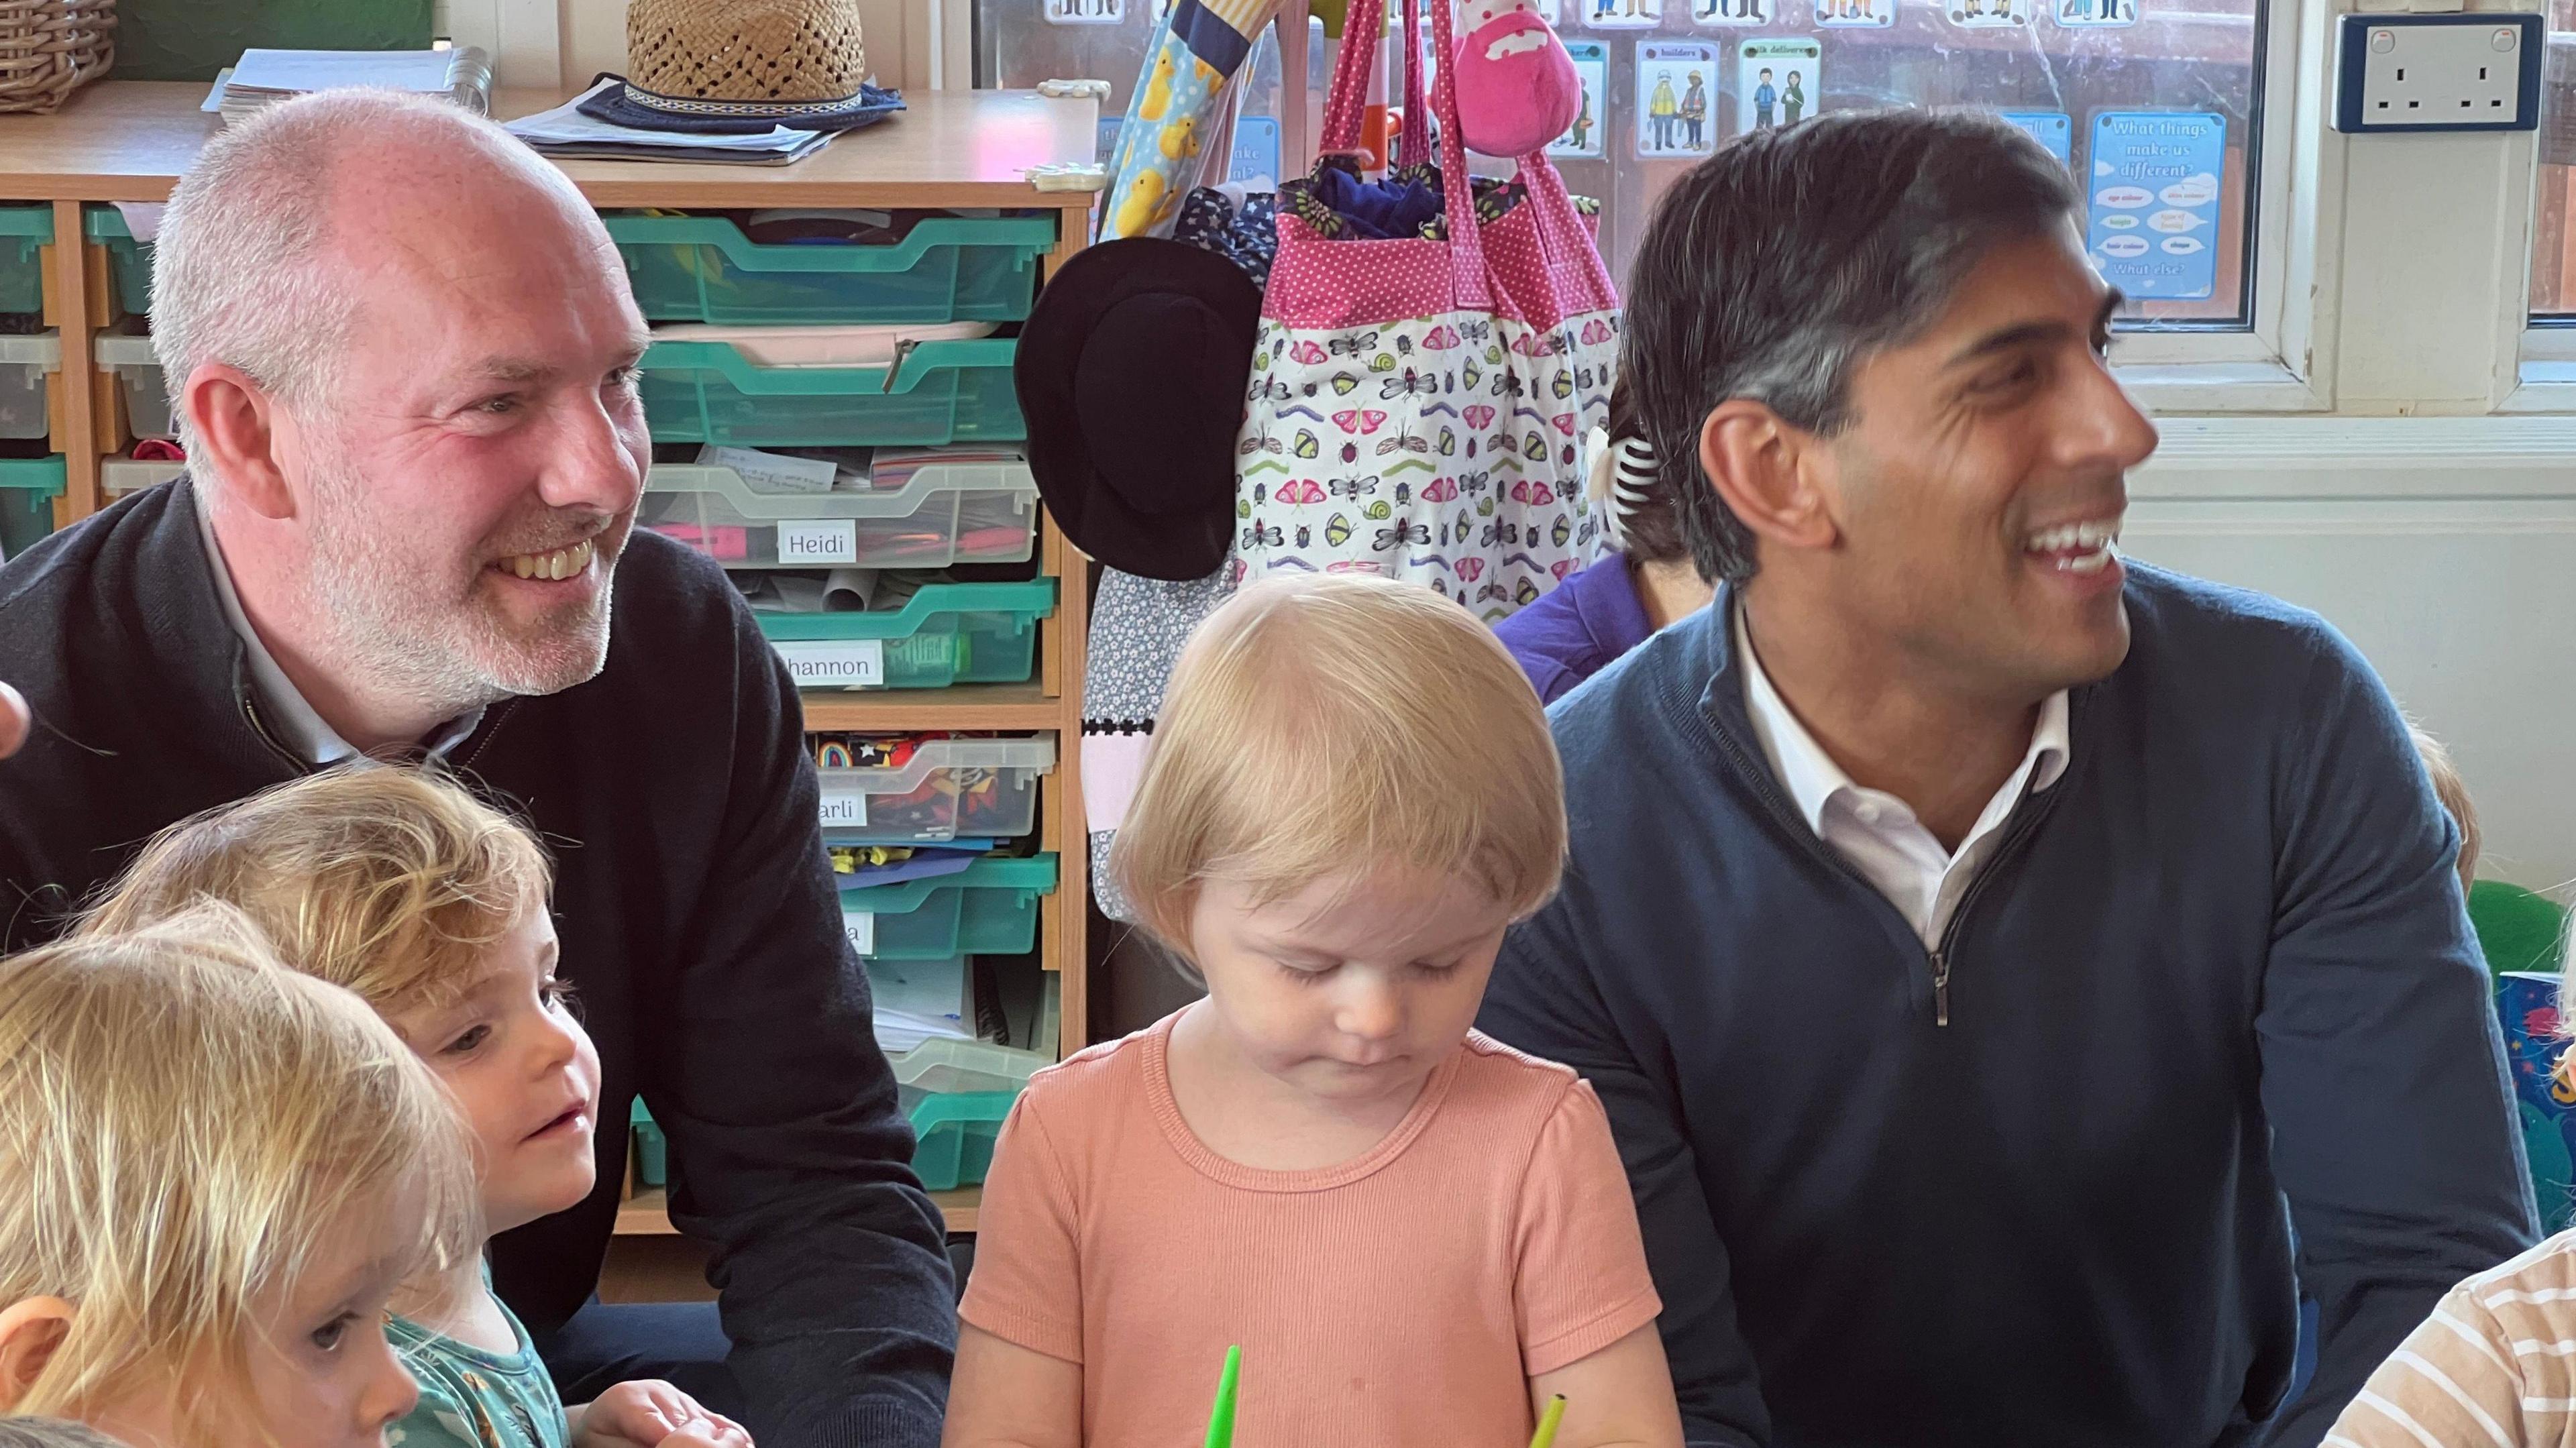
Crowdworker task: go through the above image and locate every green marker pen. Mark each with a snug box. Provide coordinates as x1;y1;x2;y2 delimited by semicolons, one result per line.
1202;1344;1241;1448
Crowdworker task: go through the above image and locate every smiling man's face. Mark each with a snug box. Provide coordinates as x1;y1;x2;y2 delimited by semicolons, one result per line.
282;158;651;709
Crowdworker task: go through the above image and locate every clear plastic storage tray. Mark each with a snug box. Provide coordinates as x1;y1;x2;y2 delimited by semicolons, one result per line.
102;459;182;499
641;456;1038;570
0;207;49;315
0;335;55;440
757;579;1055;691
818;736;1055;844
606;212;1057;325
886;1036;1049;1096
639;339;1025;449
93;334;169;441
837;854;1057;961
84;207;152;321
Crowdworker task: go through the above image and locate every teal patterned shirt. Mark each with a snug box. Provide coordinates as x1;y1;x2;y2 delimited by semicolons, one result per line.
384;1296;571;1448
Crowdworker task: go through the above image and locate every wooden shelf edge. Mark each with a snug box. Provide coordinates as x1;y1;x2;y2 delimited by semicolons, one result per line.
799;680;1068;732
614;1185;981;1237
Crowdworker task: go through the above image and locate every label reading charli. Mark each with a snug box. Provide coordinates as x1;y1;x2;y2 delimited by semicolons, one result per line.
2086;111;2222;301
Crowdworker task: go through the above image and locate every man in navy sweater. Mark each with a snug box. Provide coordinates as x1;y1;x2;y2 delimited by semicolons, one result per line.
1479;110;2534;1445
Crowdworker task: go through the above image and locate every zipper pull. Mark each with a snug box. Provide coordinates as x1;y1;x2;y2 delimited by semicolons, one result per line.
1931;950;1951;1027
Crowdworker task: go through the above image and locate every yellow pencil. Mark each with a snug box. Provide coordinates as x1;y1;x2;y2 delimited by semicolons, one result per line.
1527;1394;1567;1448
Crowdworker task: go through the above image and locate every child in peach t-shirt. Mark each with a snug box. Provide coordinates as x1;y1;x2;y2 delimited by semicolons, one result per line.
944;575;1681;1448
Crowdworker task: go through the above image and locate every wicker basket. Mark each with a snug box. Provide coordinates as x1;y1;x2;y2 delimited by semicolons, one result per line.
0;0;112;115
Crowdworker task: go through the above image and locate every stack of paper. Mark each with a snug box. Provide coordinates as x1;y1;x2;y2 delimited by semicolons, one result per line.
208;48;492;125
867;956;975;1056
505;79;830;166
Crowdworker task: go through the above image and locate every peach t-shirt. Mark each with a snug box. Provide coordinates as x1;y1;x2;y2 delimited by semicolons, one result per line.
959;1011;1664;1447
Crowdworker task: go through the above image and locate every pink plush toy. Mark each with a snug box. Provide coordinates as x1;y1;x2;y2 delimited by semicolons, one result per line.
1451;0;1580;158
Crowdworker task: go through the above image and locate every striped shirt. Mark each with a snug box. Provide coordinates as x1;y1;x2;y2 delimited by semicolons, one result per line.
2327;1229;2576;1447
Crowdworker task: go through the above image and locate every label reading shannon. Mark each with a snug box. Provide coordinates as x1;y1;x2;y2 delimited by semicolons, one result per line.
818;789;870;828
772;638;886;689
842;909;877;956
776;518;860;565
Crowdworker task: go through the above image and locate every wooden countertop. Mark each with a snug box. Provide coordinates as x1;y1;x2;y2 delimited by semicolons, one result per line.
618;1186;981;1236
0;82;1103;206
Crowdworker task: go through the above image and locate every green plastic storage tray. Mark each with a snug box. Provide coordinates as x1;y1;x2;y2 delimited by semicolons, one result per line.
606;213;1056;325
629;1099;667;1188
84;208;152;321
756;579;1055;691
0;455;64;559
639;339;1025;448
906;1087;1016;1192
0;207;50;315
839;854;1059;961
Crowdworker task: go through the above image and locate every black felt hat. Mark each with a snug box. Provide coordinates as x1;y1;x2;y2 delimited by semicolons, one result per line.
1014;239;1262;582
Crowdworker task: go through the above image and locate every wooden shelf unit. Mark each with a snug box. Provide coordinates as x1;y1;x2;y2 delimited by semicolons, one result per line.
622;1186;980;1237
3;82;1097;1256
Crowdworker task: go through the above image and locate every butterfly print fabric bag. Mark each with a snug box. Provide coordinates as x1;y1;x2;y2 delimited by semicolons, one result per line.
1229;0;1620;618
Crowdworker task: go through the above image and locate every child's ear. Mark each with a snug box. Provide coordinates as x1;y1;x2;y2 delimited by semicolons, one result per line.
0;1296;73;1408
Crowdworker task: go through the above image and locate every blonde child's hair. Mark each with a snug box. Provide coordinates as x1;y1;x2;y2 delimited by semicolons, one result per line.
2409;723;2480;897
0;905;477;1437
1112;574;1567;962
0;1420;129;1448
82;763;552;1019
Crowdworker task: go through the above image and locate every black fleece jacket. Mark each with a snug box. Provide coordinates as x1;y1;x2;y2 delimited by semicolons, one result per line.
0;478;955;1446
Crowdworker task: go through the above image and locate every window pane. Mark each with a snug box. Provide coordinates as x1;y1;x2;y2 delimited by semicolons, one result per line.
1542;0;2265;329
2527;21;2576;317
975;0;2266;329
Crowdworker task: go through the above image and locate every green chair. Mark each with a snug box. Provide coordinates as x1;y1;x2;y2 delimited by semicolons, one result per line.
2472;880;2569;979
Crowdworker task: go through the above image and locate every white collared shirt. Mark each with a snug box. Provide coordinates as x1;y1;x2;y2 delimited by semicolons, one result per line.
195;493;482;765
1734;606;2070;949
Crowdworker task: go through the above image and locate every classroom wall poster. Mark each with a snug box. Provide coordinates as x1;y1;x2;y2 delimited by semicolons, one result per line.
1694;0;1772;27
2086;110;2222;300
1638;42;1719;157
1945;0;2029;27
1735;38;1819;133
1550;41;1609;156
1045;0;1123;25
1815;0;1893;28
1587;0;1663;28
2053;0;2136;25
1228;115;1280;183
2000;109;2072;165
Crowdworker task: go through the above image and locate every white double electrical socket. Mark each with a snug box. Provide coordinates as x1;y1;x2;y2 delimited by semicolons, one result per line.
2333;13;2542;134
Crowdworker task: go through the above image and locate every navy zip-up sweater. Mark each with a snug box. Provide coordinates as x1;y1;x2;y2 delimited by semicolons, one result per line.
0;480;955;1446
1479;565;2535;1447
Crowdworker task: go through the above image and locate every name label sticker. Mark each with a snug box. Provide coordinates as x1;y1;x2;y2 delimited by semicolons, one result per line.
773;638;885;689
777;518;860;564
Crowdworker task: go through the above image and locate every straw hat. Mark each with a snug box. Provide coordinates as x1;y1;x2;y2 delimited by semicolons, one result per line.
620;0;883;126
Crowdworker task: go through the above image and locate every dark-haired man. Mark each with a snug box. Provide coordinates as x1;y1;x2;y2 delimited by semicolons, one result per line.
1479;109;2532;1446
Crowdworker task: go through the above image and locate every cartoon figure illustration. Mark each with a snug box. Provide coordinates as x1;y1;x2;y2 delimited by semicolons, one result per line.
1570;89;1593;148
1754;66;1776;128
1680;70;1707;146
1648;74;1678;150
1782;68;1805;123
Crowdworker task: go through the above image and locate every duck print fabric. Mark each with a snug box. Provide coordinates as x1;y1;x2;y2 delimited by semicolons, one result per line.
1229;0;1619;619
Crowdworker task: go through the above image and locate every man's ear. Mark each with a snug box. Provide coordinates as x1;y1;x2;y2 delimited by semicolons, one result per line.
181;363;294;522
1699;400;1838;558
0;1295;74;1408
